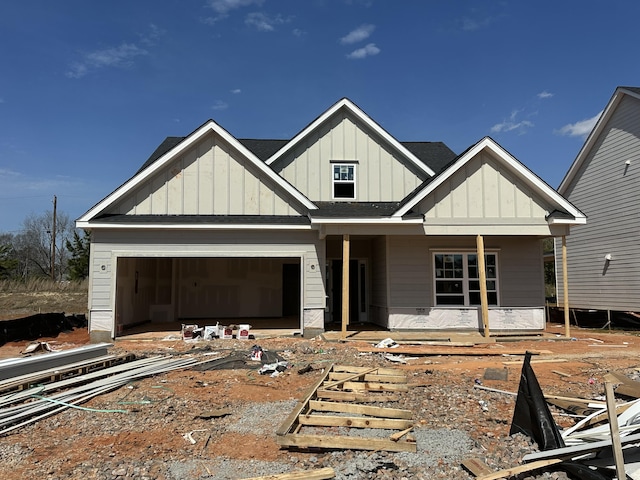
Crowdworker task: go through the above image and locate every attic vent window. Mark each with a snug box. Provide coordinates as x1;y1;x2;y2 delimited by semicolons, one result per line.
333;164;356;199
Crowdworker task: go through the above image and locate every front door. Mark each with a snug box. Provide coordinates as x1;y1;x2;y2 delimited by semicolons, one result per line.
329;259;367;324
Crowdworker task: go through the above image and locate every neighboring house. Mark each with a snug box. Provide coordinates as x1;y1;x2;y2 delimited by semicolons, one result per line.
77;98;585;341
556;86;640;321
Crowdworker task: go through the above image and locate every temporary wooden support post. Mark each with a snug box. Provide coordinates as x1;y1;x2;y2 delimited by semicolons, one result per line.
476;234;490;338
341;234;350;338
562;235;570;338
604;378;626;480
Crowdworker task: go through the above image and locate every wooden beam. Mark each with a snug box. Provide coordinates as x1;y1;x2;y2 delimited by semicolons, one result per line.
562;235;570;338
315;389;400;403
476;234;490;338
356;346;551;356
298;414;412;430
475;459;563;480
605;380;626;480
239;467;336;480
332;365;404;376
328;373;408;384
276;433;417;453
342;234;350;338
308;400;412;419
321;367;377;390
329;381;409;392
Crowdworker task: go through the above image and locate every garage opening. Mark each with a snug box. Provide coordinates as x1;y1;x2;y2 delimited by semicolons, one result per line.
115;256;301;335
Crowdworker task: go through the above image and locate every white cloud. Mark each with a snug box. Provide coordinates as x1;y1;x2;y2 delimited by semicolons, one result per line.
66;43;148;79
230;88;241;94
491;110;534;134
556;111;602;137
212;100;229;110
206;0;264;15
292;28;305;37
537;91;554;99
346;43;380;59
340;24;375;45
245;12;291;31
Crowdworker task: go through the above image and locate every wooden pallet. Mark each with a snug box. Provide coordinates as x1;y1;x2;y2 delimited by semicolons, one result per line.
276;364;416;453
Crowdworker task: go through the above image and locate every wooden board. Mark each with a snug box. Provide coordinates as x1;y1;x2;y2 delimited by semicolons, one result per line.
239;467;335;480
462;458;494;476
355;346;551;356
276;433;417;453
315;389;400;403
298;414;412;430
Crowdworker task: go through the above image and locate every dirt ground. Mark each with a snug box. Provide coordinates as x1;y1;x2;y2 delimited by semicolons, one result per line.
1;322;639;479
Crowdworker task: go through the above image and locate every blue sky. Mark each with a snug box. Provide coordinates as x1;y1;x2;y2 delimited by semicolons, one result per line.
1;0;639;233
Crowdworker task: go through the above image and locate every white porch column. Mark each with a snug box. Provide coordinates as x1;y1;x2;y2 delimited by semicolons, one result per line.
342;234;350;337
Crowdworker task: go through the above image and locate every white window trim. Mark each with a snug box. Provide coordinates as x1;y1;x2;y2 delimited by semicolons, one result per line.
432;252;500;307
332;162;357;200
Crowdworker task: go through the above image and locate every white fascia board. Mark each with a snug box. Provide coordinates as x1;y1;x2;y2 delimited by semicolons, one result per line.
265;98;435;177
76;221;313;230
78;121;316;223
557;87;640;194
547;217;587;225
395;137;587;223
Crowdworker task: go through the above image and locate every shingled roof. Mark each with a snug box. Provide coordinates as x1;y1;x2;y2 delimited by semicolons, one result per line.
136;136;456;176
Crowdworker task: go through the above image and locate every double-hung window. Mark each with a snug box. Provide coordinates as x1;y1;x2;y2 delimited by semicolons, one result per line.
332;163;356;199
433;252;498;306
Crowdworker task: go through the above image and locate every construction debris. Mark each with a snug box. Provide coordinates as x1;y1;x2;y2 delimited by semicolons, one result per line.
277;364;416;453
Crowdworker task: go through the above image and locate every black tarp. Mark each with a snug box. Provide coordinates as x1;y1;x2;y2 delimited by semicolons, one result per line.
510;352;612;480
510;351;565;450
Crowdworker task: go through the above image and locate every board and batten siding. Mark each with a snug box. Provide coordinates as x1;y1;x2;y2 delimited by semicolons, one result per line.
88;229;325;313
418;152;550;227
386;236;545;310
272;110;428;202
557;93;640;311
108;132;302;216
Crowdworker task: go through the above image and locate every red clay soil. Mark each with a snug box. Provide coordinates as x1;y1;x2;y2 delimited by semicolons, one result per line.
0;323;639;479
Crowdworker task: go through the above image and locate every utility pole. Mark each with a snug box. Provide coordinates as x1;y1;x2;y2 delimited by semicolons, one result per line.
51;195;57;281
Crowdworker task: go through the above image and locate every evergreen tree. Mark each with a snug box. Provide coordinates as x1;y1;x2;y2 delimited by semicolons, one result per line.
66;230;91;280
0;243;19;279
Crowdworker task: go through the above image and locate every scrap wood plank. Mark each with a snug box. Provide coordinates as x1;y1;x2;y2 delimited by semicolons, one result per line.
332;365;404;376
322;368;378;390
315;389;400;403
502;358;566;365
326;381;409;393
328;372;408;384
461;458;494;476
276;433;417;453
606;371;640;398
308;400;412;419
545;397;598;416
475;459;563;480
239;466;335;480
356;346;551;356
298;414;412;430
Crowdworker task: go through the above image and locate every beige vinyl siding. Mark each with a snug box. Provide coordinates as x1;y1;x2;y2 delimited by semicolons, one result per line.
273;110;428;202
88;229;324;312
108;132;302;216
556;94;640;311
386;236;545;309
419;152;548;223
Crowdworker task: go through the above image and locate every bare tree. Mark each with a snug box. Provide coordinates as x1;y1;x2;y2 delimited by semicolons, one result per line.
14;210;73;280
